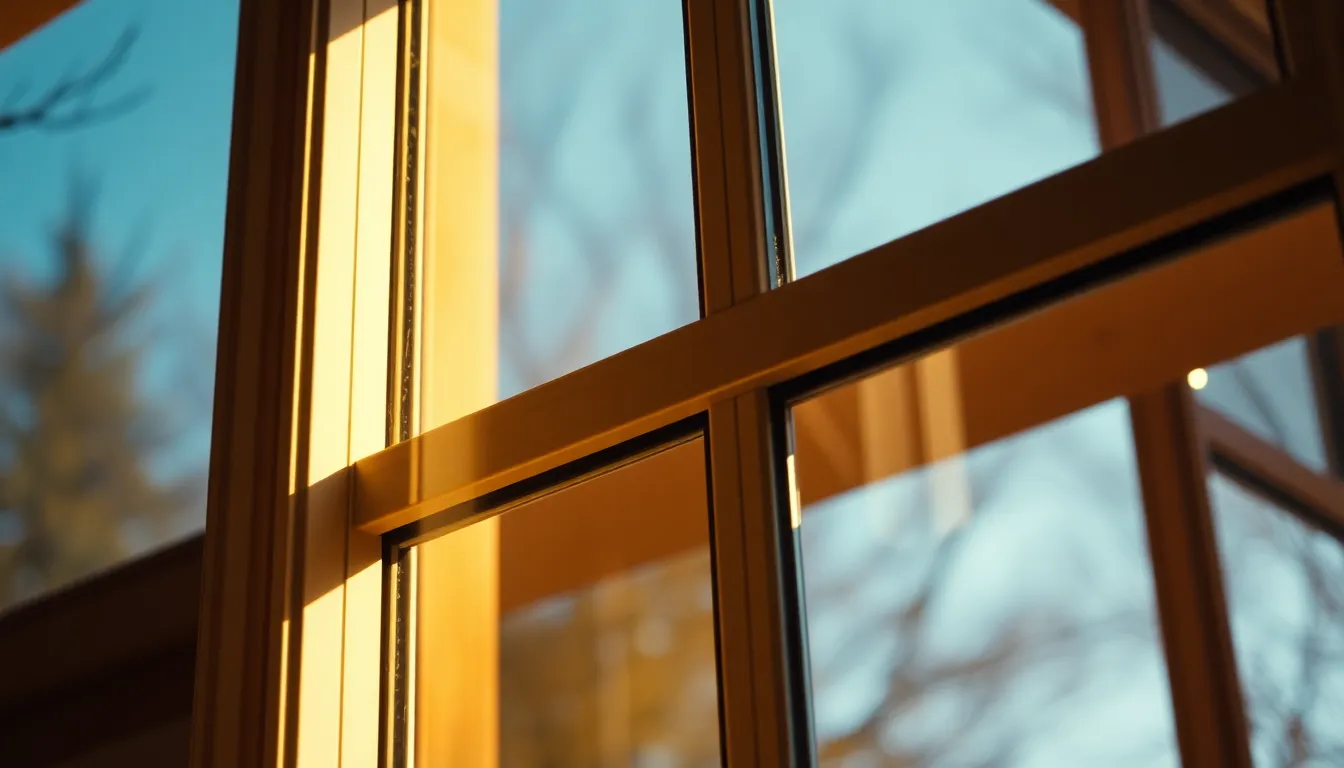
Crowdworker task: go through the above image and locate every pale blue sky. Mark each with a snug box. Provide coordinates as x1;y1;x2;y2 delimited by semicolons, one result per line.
0;0;239;551
0;0;239;309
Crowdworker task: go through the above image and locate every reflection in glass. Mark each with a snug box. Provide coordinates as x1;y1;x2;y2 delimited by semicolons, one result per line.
773;0;1098;276
1196;336;1329;473
419;0;698;431
792;383;1179;764
1148;0;1273;128
1150;35;1233;126
0;1;237;610
1208;475;1344;766
407;439;721;766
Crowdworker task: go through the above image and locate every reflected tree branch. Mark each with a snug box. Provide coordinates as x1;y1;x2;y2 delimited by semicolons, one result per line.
0;27;147;134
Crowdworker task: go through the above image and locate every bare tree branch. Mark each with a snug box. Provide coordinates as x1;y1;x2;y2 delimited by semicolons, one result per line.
0;27;147;134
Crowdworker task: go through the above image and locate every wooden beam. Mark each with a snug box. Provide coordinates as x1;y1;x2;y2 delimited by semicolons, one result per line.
1129;385;1252;767
499;198;1344;616
0;0;80;53
189;0;316;763
1201;405;1344;538
412;0;500;762
497;439;708;613
796;200;1344;509
1049;0;1082;25
1081;0;1161;145
355;78;1335;534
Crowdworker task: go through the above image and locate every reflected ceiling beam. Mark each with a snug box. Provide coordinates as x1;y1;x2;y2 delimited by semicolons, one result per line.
500;201;1344;610
355;79;1335;535
793;201;1344;509
0;0;80;53
1049;0;1082;24
1152;0;1279;89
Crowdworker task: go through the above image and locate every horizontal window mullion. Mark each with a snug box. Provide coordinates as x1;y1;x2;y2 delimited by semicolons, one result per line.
1201;404;1344;538
353;77;1333;535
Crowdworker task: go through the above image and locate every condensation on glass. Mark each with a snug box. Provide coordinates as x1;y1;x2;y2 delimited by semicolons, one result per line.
0;1;238;612
400;438;722;766
413;0;699;434
1147;0;1277;128
772;0;1100;277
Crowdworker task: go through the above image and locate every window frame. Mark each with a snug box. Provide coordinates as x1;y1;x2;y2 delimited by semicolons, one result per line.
183;0;1344;767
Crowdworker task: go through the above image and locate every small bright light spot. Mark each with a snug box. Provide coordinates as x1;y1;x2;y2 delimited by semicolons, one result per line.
1187;368;1209;390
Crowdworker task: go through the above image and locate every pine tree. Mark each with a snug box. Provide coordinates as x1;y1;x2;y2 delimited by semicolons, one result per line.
0;186;199;609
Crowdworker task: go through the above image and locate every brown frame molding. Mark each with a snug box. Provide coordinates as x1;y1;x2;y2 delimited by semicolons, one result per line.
1203;407;1344;537
0;537;202;765
0;0;80;53
189;0;321;764
1160;0;1279;85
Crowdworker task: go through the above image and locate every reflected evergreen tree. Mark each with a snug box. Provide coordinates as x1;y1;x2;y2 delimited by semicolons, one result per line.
0;183;201;609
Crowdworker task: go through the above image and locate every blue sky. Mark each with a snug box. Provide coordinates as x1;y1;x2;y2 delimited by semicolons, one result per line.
0;0;238;549
0;0;238;329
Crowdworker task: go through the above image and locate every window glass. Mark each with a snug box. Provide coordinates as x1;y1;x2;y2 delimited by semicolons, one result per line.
792;382;1179;764
772;0;1099;277
1195;336;1329;473
417;0;698;432
0;0;238;611
404;438;721;766
1208;474;1344;766
1150;35;1234;126
781;193;1343;765
1148;0;1274;129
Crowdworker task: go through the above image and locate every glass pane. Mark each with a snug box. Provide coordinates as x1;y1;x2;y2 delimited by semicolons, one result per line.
405;438;721;766
793;388;1179;765
1148;0;1275;129
417;0;698;431
0;1;238;611
773;1;1100;277
1194;336;1329;473
780;194;1344;764
1208;475;1344;765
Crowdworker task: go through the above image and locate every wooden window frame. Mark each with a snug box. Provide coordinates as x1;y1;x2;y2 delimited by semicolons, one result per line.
3;0;1341;766
194;0;1344;764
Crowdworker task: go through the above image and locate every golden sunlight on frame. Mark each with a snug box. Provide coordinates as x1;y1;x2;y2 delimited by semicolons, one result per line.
289;0;401;765
294;0;364;761
413;0;501;763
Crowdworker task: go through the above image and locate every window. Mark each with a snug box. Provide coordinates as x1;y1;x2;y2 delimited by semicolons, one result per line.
1209;475;1344;765
188;1;1344;767
773;0;1100;277
794;392;1179;764
1148;0;1276;128
0;0;238;612
413;0;698;431
1197;337;1330;472
785;195;1344;765
397;437;720;765
1197;327;1344;766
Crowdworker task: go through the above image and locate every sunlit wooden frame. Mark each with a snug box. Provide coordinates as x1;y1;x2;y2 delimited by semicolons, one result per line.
189;1;1344;767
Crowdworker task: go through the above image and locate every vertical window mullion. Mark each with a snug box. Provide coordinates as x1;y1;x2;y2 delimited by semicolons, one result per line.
1307;328;1344;476
1082;4;1253;765
1129;385;1255;767
684;0;805;764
